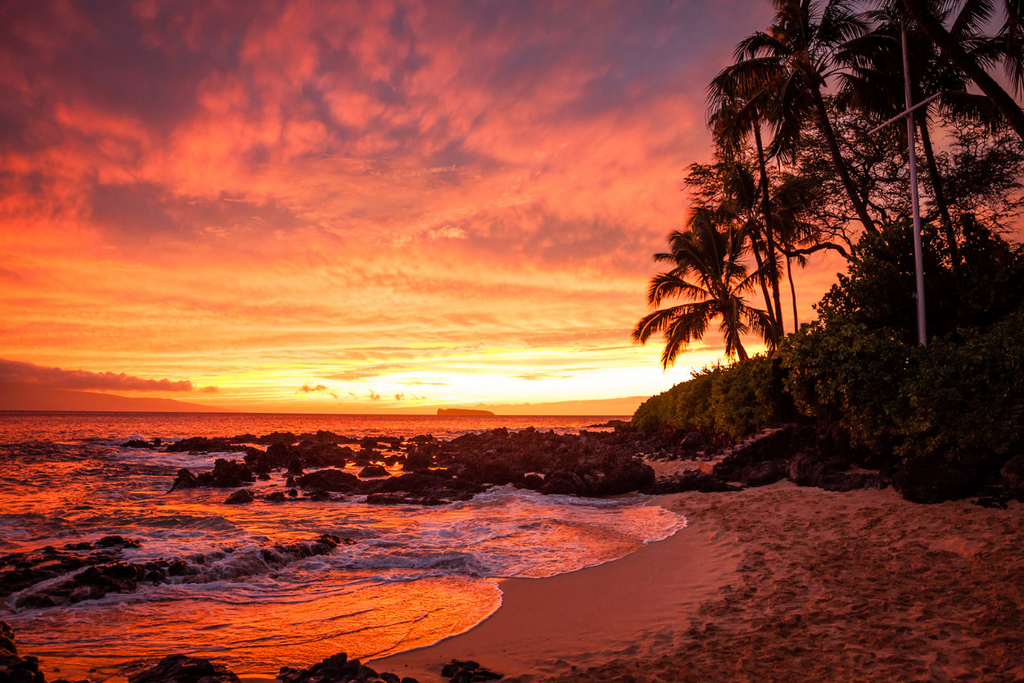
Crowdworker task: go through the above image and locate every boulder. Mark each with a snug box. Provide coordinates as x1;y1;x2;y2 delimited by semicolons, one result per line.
168;468;198;492
0;621;44;683
892;456;985;504
787;450;828;487
127;654;241;683
358;465;388;478
277;651;414;683
441;659;501;682
224;490;254;505
713;425;799;483
366;472;485;504
1000;453;1024;496
295;469;360;493
538;471;584;495
169;459;255;490
745;459;789;487
95;536;142;549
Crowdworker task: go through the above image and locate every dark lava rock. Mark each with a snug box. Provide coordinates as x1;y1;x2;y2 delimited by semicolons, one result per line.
307;490;331;502
278;651;414;683
95;535;142;549
295;469;360;493
122;439;157;449
1001;453;1024;496
441;659;501;682
0;620;15;655
258;431;298;445
224;489;254;505
403;449;435;471
640;470;740;494
540;471;586;496
358;465;388;478
0;621;44;683
365;472;485;505
168;468;198;492
521;473;545;490
265;491;287;503
169;460;256;491
200;459;256;488
745;459;788;487
892;456;986;504
787;450;828;487
713;426;799;484
128;654;241;683
16;562;146;608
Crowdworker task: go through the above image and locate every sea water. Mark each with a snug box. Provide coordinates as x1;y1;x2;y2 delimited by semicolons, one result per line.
0;412;685;680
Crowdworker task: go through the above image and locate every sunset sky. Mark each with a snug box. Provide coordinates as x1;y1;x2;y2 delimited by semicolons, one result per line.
0;0;848;413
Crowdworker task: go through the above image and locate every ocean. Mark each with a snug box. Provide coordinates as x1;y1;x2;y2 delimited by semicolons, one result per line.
0;412;684;681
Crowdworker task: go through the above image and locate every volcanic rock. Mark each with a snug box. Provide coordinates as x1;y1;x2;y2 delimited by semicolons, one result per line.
441;659;502;682
128;654;241;683
278;651;415;683
224;489;254;505
1001;453;1024;496
295;469;360;493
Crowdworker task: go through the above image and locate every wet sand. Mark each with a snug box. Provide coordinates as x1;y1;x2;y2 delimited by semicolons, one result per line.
371;512;738;682
374;482;1024;682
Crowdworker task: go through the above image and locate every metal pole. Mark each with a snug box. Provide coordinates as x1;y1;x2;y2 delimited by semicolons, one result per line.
903;27;927;346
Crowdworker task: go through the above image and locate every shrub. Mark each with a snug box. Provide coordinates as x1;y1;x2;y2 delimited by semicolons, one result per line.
631;355;790;440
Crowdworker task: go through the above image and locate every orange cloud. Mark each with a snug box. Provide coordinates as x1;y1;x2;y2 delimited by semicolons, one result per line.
1;1;814;410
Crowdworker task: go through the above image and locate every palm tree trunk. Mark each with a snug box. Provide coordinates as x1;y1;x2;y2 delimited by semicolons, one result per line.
917;115;959;266
901;0;1024;142
754;127;785;341
786;255;798;334
809;87;877;234
749;235;779;330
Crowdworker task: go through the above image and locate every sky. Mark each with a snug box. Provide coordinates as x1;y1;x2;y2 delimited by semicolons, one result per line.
0;0;848;413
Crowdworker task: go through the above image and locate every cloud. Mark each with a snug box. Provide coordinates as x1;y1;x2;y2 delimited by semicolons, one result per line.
0;358;194;392
369;390;381;401
325;363;408;382
298;381;337;398
395;392;405;401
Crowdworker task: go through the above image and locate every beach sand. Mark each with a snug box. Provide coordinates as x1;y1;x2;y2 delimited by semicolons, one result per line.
372;482;1024;682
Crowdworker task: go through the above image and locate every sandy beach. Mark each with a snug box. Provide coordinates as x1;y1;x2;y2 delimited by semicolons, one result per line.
373;482;1024;682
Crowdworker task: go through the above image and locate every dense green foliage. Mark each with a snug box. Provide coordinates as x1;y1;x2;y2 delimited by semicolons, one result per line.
631;355;791;439
633;222;1024;480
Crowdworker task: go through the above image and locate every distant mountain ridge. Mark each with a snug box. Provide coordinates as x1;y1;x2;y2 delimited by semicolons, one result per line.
0;385;225;412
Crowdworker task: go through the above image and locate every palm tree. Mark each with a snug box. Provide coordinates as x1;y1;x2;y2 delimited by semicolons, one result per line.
708;73;787;340
633;210;775;366
836;10;969;263
898;0;1024;141
724;0;878;233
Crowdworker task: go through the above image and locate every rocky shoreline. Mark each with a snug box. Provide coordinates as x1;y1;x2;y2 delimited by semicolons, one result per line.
0;618;506;683
134;422;1024;507
5;422;1022;616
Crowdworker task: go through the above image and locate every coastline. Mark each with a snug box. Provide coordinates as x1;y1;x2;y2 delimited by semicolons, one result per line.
9;480;1024;682
371;498;738;682
378;482;1024;682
